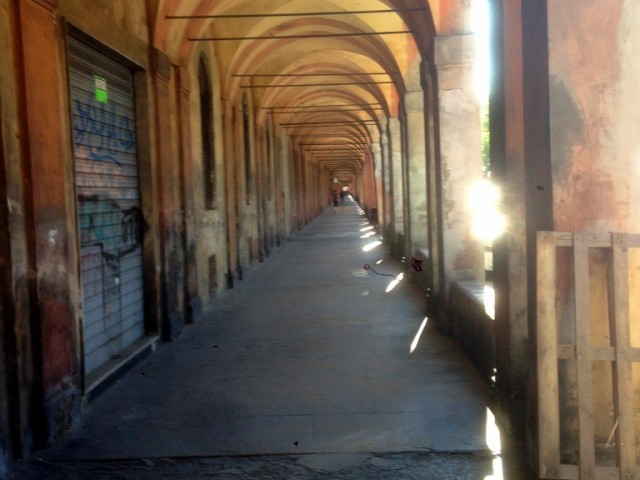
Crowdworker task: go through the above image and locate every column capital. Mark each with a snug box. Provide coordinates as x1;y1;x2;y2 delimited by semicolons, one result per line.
387;116;401;134
221;98;235;119
179;67;191;95
31;0;58;12
404;91;424;113
434;34;476;67
421;60;435;89
152;48;172;80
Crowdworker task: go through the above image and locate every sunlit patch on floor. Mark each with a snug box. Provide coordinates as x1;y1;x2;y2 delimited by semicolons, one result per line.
385;272;404;292
363;240;382;252
410;317;429;353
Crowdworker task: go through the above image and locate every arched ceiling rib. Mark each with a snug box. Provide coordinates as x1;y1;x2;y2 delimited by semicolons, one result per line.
154;0;439;184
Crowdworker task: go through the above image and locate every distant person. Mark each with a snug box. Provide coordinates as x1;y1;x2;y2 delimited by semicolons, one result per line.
333;192;339;213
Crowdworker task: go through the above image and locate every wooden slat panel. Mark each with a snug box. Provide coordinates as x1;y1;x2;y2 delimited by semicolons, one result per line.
591;347;615;362
553;232;613;248
607;233;636;477
621;234;640;249
559;464;623;480
573;233;596;478
537;231;561;476
538;231;640;479
556;345;614;361
558;344;576;359
552;231;640;248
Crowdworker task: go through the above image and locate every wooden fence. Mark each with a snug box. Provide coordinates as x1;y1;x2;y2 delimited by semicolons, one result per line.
537;232;639;479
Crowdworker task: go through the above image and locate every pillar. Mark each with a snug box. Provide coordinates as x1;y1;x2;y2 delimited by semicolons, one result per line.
371;142;383;227
223;99;238;286
18;0;81;446
423;61;443;294
388;117;405;256
405;90;428;252
489;0;532;448
434;34;484;292
177;67;201;321
152;50;185;339
380;133;392;239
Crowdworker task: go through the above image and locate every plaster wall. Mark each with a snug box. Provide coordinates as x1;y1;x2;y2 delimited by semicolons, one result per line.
59;0;148;68
549;0;634;233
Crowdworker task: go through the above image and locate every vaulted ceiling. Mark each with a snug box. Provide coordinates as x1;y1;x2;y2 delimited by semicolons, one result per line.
149;0;469;184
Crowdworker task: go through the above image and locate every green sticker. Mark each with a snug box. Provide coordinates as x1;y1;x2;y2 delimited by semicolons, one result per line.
94;76;108;103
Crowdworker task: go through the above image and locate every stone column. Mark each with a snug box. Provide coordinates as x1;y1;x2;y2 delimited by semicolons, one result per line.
20;0;80;446
404;90;428;252
380;133;392;239
222;99;238;286
177;67;202;321
423;61;443;294
19;0;81;447
371;142;383;228
388;117;405;256
277;131;291;238
152;50;184;339
434;34;484;290
1;0;45;459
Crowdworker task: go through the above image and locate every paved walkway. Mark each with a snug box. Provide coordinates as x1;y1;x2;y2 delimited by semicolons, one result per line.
10;203;526;479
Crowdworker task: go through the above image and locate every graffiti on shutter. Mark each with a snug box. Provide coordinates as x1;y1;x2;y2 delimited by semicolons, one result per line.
68;36;145;376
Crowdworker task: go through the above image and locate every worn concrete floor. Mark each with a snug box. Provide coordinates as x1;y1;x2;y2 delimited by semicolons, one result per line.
10;202;534;479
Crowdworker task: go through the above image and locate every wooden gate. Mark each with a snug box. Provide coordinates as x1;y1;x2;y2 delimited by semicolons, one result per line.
537;232;640;479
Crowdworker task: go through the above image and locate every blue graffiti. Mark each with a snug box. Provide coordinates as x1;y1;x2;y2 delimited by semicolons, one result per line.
73;94;136;165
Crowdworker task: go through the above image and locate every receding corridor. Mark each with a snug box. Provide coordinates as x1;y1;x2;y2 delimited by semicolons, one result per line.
10;203;514;478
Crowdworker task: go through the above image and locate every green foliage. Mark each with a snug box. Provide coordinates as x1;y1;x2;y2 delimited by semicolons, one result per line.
481;103;490;173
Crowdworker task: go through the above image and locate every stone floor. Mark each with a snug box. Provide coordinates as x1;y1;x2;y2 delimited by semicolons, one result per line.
9;202;534;479
12;451;500;479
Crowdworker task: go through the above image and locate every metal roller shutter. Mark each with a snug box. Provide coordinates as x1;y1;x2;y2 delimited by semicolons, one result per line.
67;36;145;376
